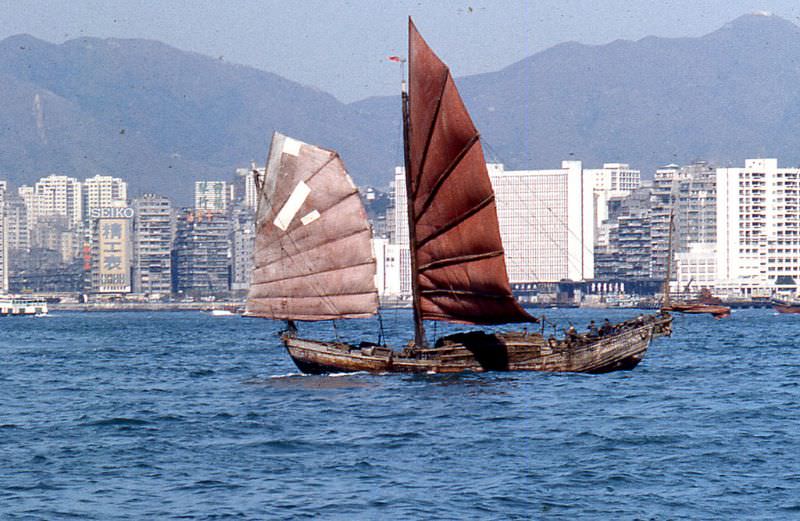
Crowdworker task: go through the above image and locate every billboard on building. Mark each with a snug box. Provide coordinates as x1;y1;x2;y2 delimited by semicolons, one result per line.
93;208;133;293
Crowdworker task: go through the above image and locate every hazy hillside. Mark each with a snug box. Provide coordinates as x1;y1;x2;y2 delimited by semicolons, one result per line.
3;13;800;203
0;34;397;204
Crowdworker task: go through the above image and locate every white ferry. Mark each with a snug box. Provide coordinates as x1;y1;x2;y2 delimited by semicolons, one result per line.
0;297;49;316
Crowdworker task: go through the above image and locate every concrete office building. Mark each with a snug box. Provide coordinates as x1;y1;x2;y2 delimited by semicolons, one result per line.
392;161;595;295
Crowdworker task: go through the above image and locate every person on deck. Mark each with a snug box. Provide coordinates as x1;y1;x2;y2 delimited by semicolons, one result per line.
587;320;599;338
600;318;614;336
565;324;578;344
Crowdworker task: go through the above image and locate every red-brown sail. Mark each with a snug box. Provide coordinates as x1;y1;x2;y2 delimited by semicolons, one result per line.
246;132;379;321
406;19;535;325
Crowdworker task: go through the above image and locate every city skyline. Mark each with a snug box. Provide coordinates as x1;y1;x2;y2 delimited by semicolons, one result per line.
7;154;800;301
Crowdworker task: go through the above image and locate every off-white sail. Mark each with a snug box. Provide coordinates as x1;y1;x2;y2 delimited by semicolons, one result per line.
246;133;379;321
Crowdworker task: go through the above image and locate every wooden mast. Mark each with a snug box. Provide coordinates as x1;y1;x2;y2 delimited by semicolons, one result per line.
662;207;675;308
402;79;427;347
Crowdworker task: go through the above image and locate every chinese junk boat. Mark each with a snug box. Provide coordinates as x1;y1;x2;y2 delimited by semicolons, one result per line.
245;20;671;374
662;288;731;319
661;300;730;319
659;212;730;319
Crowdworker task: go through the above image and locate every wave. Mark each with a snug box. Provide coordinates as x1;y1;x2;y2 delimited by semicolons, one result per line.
81;417;150;427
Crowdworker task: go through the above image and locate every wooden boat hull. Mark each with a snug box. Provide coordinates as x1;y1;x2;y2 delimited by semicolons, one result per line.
662;303;730;318
284;313;672;375
773;304;800;314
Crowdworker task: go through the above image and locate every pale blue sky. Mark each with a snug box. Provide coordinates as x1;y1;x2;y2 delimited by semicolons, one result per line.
3;1;800;102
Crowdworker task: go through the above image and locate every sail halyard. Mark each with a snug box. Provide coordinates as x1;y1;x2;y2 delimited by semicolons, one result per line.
406;18;536;326
246;132;379;321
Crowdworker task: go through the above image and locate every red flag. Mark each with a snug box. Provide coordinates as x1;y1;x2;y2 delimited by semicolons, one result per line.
388;55;403;62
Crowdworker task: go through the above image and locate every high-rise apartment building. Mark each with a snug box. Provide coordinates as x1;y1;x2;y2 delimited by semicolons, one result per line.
371;237;403;298
173;210;230;296
716;158;800;296
230;204;254;292
17;185;35;235
652;162;718;291
83;175;128;219
0;181;7;293
234;166;264;210
596;213;652;280
4;196;30;252
132;194;173;296
24;175;83;263
587;163;641;247
31;175;83;229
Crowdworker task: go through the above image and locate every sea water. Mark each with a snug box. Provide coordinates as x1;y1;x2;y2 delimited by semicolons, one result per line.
1;309;798;520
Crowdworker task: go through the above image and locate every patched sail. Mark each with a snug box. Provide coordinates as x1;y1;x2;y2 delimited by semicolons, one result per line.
246;132;379;321
406;20;534;325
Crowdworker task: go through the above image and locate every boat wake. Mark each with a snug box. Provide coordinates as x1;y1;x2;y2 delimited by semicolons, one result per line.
327;371;369;378
268;372;310;379
266;371;368;379
244;370;375;389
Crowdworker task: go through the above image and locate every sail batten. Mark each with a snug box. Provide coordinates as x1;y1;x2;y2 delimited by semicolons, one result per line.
418;250;504;272
421;289;525;300
416;193;495;248
252;259;376;286
415;134;480;221
246;132;378;321
407;19;535;325
414;69;451;197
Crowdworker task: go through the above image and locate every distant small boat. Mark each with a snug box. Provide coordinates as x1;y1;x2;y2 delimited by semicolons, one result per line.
661;302;731;319
771;298;800;314
209;309;235;316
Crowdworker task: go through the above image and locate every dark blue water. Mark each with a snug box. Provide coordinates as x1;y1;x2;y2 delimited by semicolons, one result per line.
1;308;798;520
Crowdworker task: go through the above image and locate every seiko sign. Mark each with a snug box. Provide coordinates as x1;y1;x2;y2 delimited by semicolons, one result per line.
89;207;134;219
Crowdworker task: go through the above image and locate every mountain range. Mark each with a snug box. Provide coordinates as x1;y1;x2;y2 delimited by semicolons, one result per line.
2;13;800;204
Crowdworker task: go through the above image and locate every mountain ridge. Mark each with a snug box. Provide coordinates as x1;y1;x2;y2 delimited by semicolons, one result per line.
3;13;800;203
